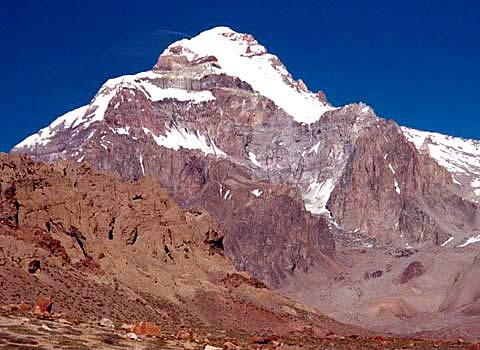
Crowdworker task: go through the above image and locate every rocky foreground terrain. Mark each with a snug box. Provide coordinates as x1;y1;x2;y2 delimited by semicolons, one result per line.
0;154;355;335
7;26;480;346
0;312;477;350
2;153;478;349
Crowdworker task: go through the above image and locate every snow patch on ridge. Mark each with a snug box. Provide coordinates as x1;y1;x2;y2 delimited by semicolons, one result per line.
388;163;396;175
72;71;214;129
139;154;145;175
402;127;480;197
251;189;263;197
139;82;215;103
387;163;401;194
248;152;261;167
441;236;454;247
402;127;480;176
15;70;216;150
309;141;321;154
161;26;337;124
303;178;336;215
142;126;226;157
114;127;130;135
219;184;232;200
223;189;232;200
394;179;401;194
15;105;89;149
457;234;480;248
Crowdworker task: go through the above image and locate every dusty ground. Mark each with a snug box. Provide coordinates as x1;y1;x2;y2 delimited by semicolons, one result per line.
0;311;477;350
280;243;480;340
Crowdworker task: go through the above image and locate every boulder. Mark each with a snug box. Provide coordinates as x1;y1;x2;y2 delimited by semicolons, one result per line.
399;261;425;284
223;341;240;350
132;321;161;337
205;346;222;350
99;317;115;329
33;297;53;314
126;332;139;341
176;330;191;340
27;260;40;274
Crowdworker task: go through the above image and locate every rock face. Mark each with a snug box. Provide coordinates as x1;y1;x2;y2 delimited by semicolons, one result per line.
11;26;480;284
327;120;478;246
0;153;358;336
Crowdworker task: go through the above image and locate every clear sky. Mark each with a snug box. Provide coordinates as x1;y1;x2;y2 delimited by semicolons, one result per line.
1;0;479;151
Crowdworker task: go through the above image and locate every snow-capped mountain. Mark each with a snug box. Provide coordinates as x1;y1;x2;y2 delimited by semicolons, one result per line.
12;26;480;285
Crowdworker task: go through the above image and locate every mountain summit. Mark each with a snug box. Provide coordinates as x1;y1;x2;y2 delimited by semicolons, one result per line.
157;26;335;123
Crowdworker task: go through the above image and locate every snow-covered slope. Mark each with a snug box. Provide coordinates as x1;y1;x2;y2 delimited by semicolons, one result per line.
16;106;89;149
402;127;480;197
142;126;226;157
15;70;216;150
160;26;337;124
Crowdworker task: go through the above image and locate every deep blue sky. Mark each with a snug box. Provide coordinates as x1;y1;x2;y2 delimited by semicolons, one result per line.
1;1;479;151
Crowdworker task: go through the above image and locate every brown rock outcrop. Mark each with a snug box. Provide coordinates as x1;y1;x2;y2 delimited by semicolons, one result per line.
0;153;362;337
33;297;53;314
132;321;161;337
27;259;40;274
398;261;425;284
327;120;478;246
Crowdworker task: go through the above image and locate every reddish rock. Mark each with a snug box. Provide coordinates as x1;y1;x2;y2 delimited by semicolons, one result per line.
33;297;53;314
27;260;40;274
364;270;383;280
399;261;425;284
250;336;272;344
176;330;191;340
2;303;31;312
10;26;480;340
0;154;358;338
327;120;477;246
223;341;240;350
132;321;161;337
221;273;267;289
297;79;309;92
18;302;31;312
316;90;328;102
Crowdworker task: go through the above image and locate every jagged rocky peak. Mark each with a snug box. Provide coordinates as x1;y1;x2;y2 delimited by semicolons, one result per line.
155;26;336;123
157;26;268;64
